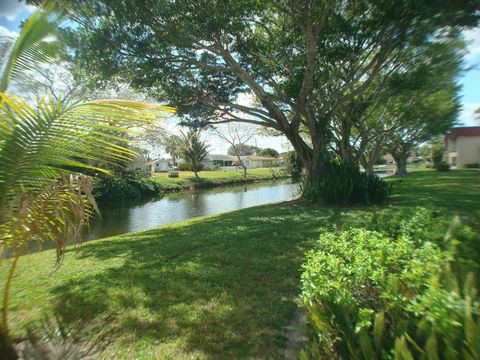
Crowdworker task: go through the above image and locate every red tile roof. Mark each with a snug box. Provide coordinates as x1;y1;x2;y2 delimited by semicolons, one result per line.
445;127;480;142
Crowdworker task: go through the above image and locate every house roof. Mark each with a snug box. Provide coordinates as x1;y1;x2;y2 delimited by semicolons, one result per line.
242;155;279;161
147;158;170;164
445;127;480;142
204;154;237;161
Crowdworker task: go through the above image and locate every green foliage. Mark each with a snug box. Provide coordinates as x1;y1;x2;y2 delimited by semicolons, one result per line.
259;148;279;158
178;162;193;171
435;162;450;172
430;139;445;168
465;163;480;169
227;144;260;156
303;159;391;205
179;129;209;177
94;171;162;202
283;151;303;177
301;209;480;359
177;162;204;172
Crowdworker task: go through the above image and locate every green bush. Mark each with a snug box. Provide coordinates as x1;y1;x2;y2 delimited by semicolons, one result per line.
435;162;450;172
283;150;304;177
178;162;205;171
303;159;391;205
300;210;480;359
178;162;192;171
94;170;162;202
465;163;480;169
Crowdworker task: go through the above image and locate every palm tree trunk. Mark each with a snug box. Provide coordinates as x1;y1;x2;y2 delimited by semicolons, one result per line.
1;254;19;359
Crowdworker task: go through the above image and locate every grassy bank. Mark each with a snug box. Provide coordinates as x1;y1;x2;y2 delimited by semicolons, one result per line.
1;169;479;358
152;167;290;191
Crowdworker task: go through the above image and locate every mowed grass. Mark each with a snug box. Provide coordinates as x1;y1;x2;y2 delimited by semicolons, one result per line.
152;167;288;191
1;169;479;358
388;168;480;212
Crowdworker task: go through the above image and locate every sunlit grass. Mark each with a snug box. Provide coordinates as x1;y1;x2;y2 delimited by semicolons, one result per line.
151;167;288;191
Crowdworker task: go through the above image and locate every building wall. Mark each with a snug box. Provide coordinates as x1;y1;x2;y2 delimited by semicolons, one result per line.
445;136;480;167
153;161;169;172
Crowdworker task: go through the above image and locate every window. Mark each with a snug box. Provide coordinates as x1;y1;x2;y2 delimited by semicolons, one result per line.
449;139;456;151
452;156;456;166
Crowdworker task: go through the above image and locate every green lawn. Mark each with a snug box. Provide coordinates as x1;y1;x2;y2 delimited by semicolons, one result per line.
388;168;480;212
1;169;479;358
152;167;288;191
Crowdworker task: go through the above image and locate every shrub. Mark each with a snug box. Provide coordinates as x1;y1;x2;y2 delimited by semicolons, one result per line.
178;162;204;171
283;150;303;177
178;162;192;171
430;139;444;168
303;159;391;205
435;162;450;172
300;211;480;359
466;163;480;169
94;170;162;202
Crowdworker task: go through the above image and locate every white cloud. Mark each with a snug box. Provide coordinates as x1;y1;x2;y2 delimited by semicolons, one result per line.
459;103;480;126
0;25;18;38
0;0;35;21
464;27;480;63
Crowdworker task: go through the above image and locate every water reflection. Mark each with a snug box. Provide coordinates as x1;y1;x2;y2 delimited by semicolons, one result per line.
88;179;300;240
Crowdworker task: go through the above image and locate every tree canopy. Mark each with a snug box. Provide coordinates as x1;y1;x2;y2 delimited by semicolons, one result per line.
55;0;479;183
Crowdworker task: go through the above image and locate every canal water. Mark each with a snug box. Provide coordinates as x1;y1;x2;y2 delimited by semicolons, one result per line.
87;178;300;240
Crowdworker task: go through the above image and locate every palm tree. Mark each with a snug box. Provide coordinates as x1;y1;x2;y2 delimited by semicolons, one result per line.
0;8;174;357
179;129;209;178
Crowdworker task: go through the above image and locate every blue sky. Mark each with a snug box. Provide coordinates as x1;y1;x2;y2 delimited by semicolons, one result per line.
1;0;479;131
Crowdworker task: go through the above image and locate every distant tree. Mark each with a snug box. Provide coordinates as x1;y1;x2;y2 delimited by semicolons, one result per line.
179;129;209;178
227;144;259;156
163;134;183;165
212;124;256;178
259;148;279;158
430;138;445;168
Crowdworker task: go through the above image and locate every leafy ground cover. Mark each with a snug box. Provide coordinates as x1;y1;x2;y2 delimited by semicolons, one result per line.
1;169;478;358
151;167;289;191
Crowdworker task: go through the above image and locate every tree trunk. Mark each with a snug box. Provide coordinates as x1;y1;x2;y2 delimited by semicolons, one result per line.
365;161;374;176
1;255;19;360
361;157;375;175
393;153;408;175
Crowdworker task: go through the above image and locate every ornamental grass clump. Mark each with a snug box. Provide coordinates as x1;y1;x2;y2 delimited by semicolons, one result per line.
303;158;391;205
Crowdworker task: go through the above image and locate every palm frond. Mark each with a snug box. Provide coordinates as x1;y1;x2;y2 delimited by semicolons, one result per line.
0;6;62;92
0;92;174;255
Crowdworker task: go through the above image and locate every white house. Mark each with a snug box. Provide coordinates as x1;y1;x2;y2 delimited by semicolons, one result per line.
148;159;170;172
127;149;150;172
197;154;283;170
200;154;237;170
240;155;283;168
444;127;480;168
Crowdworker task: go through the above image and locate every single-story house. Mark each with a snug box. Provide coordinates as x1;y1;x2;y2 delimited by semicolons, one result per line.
444;126;480;168
127;149;150;172
200;154;238;170
240;155;283;168
198;154;283;170
148;159;170;173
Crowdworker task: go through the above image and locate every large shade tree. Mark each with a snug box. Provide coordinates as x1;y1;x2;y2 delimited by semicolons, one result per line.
330;35;464;175
49;0;478;188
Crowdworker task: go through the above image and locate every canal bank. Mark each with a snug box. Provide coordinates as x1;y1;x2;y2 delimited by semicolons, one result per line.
90;178;300;240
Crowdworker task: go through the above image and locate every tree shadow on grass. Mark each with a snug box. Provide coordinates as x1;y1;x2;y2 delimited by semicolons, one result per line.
49;204;331;358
